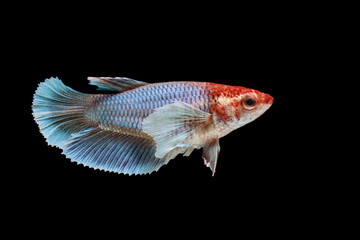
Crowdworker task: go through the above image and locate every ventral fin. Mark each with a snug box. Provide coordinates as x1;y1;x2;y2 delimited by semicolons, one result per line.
143;101;211;159
202;139;220;176
88;77;148;92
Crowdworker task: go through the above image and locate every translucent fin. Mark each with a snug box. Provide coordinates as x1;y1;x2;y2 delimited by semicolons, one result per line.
62;128;173;175
202;139;220;176
88;77;148;92
143;101;210;158
32;77;92;148
162;146;195;160
183;147;195;157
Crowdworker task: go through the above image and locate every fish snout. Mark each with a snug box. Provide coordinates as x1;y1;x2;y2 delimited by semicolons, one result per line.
263;94;274;105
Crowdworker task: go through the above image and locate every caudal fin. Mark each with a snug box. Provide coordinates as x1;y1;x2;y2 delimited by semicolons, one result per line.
32;77;93;148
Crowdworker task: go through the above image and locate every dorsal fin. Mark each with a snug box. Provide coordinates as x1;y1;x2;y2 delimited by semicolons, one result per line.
88;77;148;92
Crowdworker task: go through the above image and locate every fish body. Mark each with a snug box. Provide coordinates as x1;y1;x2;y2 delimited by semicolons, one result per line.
33;77;273;175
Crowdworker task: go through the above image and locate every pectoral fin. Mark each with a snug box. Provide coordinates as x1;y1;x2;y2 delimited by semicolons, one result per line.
142;101;210;159
202;139;220;176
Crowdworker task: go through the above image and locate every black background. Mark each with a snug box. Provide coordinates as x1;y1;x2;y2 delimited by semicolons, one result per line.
7;4;334;237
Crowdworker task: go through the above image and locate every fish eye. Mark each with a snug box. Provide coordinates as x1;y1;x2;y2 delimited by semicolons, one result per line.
242;94;257;110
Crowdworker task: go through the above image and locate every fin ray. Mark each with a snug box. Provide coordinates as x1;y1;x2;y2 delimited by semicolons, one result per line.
62;128;172;175
32;77;92;148
202;139;220;176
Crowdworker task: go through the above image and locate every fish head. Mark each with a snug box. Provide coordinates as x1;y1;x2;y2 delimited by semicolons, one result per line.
211;85;273;137
235;88;274;127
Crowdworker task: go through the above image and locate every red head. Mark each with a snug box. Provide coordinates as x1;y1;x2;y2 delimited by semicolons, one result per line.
207;83;273;137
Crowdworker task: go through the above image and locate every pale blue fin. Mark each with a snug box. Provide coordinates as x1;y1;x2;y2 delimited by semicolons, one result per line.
32;77;92;148
202;139;220;176
142;101;211;158
62;128;175;175
88;77;148;92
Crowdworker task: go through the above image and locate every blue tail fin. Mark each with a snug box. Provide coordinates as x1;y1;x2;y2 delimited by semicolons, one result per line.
32;77;92;148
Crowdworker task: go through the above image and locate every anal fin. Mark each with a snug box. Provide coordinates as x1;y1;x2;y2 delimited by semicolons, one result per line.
62;128;170;175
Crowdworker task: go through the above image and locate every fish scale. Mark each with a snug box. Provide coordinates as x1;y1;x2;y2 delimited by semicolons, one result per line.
90;82;211;132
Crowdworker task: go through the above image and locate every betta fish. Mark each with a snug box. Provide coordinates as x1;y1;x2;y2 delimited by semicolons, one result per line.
32;77;273;175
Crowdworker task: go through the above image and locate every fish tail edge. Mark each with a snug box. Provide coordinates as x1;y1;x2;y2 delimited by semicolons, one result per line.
32;77;93;148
